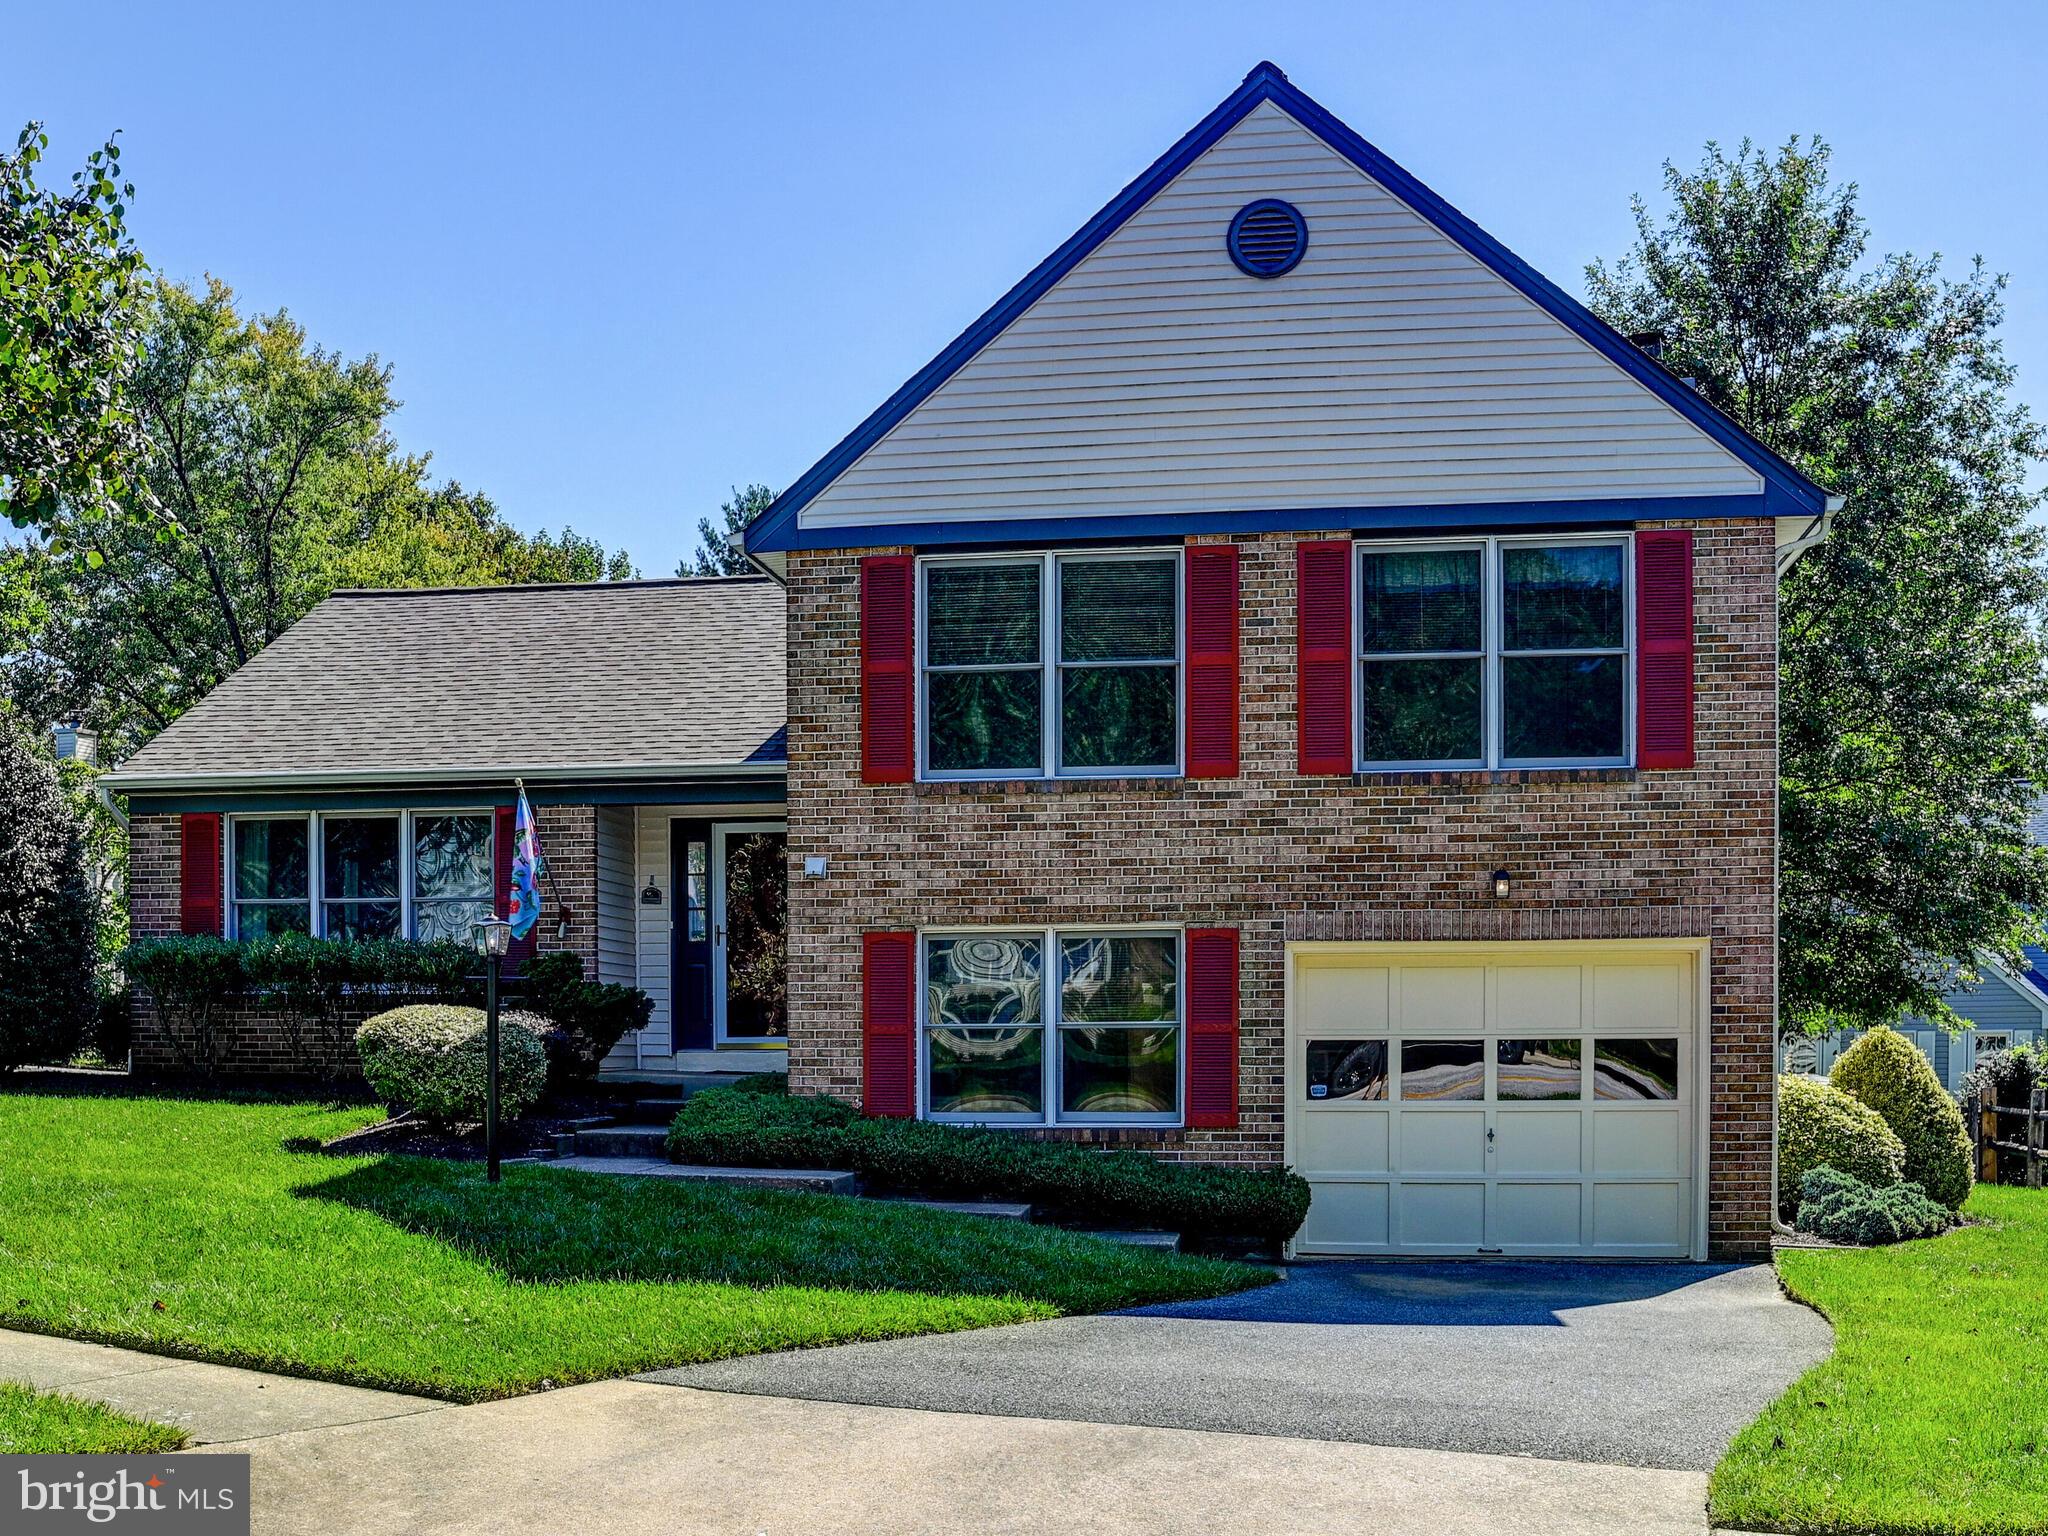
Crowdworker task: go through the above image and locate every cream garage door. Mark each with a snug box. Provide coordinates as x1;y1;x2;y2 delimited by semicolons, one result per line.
1287;944;1702;1259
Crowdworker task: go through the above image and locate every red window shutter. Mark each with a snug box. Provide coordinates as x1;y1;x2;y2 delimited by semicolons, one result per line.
179;813;223;936
493;804;535;967
861;555;915;783
863;931;917;1117
1184;927;1240;1129
1184;545;1240;778
1296;540;1352;774
1635;530;1696;770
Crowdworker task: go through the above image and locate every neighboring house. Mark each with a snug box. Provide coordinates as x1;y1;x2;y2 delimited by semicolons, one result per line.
1793;793;2048;1090
105;62;1837;1261
1790;798;2048;1092
1796;956;2048;1093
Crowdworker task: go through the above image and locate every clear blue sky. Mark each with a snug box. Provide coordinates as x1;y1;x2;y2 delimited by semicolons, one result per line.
12;1;2045;573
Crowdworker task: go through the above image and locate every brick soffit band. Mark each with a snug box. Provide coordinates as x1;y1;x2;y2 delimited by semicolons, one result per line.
1285;907;1721;944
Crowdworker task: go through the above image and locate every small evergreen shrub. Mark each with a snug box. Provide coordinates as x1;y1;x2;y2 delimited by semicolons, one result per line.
121;936;248;1075
1831;1025;1975;1209
520;951;652;1082
1793;1165;1954;1246
355;1004;547;1126
0;713;98;1070
1777;1073;1905;1213
666;1087;1313;1245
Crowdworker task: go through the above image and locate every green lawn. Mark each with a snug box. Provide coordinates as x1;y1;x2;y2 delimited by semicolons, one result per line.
1711;1185;2048;1536
0;1093;1267;1402
0;1381;186;1453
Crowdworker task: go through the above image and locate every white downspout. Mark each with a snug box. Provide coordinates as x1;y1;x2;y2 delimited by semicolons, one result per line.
1769;494;1843;1237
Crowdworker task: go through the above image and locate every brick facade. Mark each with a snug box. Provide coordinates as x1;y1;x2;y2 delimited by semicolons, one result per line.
128;805;601;1078
784;520;1779;1258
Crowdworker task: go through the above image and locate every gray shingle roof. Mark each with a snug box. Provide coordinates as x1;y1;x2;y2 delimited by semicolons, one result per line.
105;578;786;788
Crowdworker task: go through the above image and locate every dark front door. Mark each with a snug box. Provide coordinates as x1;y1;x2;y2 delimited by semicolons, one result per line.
669;819;713;1051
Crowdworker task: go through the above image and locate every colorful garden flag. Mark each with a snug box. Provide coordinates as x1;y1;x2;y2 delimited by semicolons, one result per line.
507;785;544;940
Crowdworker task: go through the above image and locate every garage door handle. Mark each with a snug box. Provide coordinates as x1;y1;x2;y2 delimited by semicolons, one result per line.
1486;1127;1495;1143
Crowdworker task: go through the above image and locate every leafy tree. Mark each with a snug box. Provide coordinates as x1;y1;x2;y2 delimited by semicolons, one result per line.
1;123;148;533
678;483;774;576
1586;138;2048;1033
0;708;96;1068
3;279;636;757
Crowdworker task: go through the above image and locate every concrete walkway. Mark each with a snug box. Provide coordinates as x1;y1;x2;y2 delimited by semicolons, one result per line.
228;1379;1712;1536
0;1329;440;1446
3;1328;1718;1532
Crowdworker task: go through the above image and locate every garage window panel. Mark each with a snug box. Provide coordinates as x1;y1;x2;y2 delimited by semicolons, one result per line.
1356;535;1632;771
1593;1038;1681;1100
923;929;1181;1126
1306;1039;1389;1101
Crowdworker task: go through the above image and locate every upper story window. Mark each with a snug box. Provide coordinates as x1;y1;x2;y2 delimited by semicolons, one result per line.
229;810;495;943
1358;535;1630;770
920;551;1180;779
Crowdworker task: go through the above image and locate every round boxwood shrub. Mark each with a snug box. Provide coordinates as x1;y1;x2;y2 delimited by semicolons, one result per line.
1778;1073;1904;1214
355;1005;547;1127
1830;1025;1974;1210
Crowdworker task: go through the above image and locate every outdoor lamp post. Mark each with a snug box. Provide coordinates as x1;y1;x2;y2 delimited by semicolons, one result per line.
472;917;514;1184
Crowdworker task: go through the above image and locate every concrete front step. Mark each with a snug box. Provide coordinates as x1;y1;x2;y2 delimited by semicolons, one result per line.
568;1123;671;1158
881;1198;1034;1222
549;1156;860;1195
1078;1229;1182;1252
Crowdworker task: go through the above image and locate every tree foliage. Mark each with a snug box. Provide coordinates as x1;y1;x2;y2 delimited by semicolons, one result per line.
3;279;636;757
0;708;96;1068
678;483;774;576
1586;138;2048;1033
1;123;149;533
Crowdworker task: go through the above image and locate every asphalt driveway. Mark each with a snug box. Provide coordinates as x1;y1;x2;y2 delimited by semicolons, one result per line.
643;1260;1831;1471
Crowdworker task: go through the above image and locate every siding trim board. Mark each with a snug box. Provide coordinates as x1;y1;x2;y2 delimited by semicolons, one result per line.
745;63;1827;558
760;494;1781;556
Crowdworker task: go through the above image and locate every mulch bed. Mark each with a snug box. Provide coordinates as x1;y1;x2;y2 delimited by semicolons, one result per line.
316;1085;641;1162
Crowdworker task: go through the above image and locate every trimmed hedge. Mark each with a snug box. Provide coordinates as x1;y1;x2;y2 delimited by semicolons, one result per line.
355;1005;547;1126
519;952;652;1083
665;1085;1312;1245
1830;1025;1974;1210
1777;1073;1905;1214
1793;1165;1954;1246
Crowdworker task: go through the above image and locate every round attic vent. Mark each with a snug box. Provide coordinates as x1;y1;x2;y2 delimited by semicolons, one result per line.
1227;198;1307;277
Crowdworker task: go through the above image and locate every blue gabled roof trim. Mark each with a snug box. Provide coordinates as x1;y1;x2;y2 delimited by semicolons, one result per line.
766;492;1779;554
745;61;1831;558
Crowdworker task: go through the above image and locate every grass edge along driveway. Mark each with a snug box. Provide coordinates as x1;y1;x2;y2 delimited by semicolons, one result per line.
0;1093;1269;1403
1710;1184;2048;1536
0;1381;188;1454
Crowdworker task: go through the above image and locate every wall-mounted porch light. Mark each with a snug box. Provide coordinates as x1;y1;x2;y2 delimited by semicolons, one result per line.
1491;869;1512;900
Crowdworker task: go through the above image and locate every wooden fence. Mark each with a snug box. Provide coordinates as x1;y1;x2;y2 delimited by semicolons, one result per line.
1970;1085;2048;1188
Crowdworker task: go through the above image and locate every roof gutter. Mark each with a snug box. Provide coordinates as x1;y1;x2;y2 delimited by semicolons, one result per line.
100;760;787;795
1775;495;1842;577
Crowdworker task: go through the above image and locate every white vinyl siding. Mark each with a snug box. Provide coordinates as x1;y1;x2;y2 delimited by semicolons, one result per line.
634;807;675;1054
594;806;636;988
798;101;1760;531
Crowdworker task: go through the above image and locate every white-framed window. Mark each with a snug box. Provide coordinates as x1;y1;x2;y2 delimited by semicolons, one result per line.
230;816;312;940
1357;533;1632;770
226;809;496;942
918;549;1182;780
920;927;1182;1127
